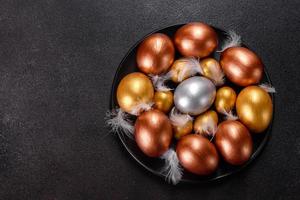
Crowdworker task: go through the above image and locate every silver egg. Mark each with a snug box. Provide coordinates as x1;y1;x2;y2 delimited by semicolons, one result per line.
174;76;216;115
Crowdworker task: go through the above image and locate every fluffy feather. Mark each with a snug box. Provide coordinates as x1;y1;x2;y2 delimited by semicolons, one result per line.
208;61;225;86
150;74;172;92
161;149;183;185
198;117;217;139
259;83;276;93
105;108;134;138
218;30;241;52
221;109;238;121
169;107;193;127
130;102;154;116
176;58;203;82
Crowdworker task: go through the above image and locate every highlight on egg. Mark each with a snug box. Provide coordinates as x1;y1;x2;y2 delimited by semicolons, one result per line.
236;86;273;133
137;33;175;75
193;110;218;136
215;120;253;165
135;109;173;157
154;91;173;113
174;76;216;115
177;134;219;175
215;86;237;114
220;47;263;86
117;72;154;114
174;22;218;58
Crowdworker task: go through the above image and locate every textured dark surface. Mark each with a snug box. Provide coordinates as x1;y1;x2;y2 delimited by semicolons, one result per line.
0;0;299;199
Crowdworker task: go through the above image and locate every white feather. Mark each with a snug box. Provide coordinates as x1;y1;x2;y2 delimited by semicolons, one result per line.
160;149;183;185
218;30;241;52
208;61;225;86
150;74;172;91
221;109;238;121
259;83;276;93
169;107;193;127
176;58;203;82
105;108;134;138
197;117;217;138
130;102;154;116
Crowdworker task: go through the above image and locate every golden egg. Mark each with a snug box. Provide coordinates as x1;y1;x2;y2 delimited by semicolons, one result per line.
194;110;218;135
117;72;154;114
169;59;192;83
200;58;224;85
154;91;173;113
236;86;273;133
215;86;237;114
173;120;193;139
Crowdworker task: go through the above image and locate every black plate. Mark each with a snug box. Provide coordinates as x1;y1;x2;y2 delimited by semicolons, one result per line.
109;24;274;184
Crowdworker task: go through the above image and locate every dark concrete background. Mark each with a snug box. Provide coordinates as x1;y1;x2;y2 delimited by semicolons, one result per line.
0;0;299;199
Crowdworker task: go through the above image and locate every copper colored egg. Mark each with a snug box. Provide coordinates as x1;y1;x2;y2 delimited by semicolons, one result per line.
176;134;219;175
174;22;218;58
137;33;175;75
135;109;173;157
220;47;263;86
215;120;253;165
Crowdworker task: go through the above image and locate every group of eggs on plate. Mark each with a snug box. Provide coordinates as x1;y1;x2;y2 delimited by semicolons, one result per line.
114;22;273;176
